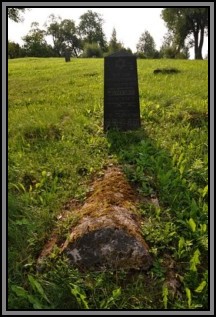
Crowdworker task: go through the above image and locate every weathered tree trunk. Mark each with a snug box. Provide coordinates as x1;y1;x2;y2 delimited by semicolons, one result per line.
197;27;204;60
194;30;199;60
194;28;204;60
61;167;153;271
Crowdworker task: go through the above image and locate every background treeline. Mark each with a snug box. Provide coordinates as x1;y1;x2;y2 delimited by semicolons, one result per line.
8;8;208;60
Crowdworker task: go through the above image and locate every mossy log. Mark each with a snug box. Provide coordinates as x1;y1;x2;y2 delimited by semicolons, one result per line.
61;166;152;271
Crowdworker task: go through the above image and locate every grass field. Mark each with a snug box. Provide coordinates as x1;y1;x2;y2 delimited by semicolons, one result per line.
8;57;208;310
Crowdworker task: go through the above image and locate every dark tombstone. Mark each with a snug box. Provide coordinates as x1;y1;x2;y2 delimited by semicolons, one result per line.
104;51;141;132
65;52;71;62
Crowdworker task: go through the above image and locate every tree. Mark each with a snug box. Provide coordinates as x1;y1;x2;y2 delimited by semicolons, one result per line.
161;8;208;59
177;46;190;59
159;32;190;59
58;19;82;57
8;8;28;22
46;14;64;57
22;22;54;57
121;47;133;54
82;42;103;57
78;10;107;52
108;28;123;54
136;31;157;58
46;15;82;57
8;41;21;58
159;33;176;58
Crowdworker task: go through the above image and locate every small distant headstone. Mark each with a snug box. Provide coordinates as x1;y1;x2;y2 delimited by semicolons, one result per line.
65;52;71;62
104;51;141;132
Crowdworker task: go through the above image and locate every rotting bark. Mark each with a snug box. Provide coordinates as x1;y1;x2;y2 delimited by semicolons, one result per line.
37;166;153;271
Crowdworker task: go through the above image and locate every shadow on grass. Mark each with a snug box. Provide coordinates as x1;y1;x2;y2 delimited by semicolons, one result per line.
106;127;207;225
105;127;208;306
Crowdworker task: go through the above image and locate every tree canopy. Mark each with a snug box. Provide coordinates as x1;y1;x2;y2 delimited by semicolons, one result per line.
8;8;208;59
46;15;82;57
159;32;190;59
8;8;28;22
108;28;123;54
22;22;53;57
78;10;107;52
161;8;208;59
136;31;157;58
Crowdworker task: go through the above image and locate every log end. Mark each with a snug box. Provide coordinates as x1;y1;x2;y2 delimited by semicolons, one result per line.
64;226;152;271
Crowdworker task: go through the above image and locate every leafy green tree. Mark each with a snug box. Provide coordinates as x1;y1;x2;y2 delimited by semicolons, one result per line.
161;8;208;59
159;32;190;59
8;41;21;58
82;42;103;57
46;15;65;57
121;47;133;54
58;19;82;57
78;10;107;52
22;22;54;57
8;8;28;22
159;32;176;58
136;30;157;58
108;28;123;54
176;46;190;59
46;15;81;57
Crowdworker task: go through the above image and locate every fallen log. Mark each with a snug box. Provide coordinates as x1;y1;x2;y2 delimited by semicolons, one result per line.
60;166;153;271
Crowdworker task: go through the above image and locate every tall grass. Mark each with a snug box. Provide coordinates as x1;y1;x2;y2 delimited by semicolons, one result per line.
8;57;208;310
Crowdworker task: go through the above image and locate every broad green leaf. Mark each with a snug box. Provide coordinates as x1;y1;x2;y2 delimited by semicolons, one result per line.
172;154;177;165
185;287;192;308
178;237;185;251
41;171;47;177
70;284;89;309
18;182;26;192
27;294;43;309
177;153;184;166
112;287;121;298
190;249;201;272
200;223;207;234
190;182;197;191
11;183;20;191
203;203;208;213
100;288;121;309
191;199;198;213
188;218;196;232
202;185;208;197
11;285;28;298
179;164;185;175
195;281;207;293
28;275;50;303
162;285;168;309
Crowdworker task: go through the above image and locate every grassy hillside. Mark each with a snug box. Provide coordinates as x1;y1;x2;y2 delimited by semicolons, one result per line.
8;57;208;310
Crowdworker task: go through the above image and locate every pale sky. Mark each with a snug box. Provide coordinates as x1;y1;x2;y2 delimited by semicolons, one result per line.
8;7;208;59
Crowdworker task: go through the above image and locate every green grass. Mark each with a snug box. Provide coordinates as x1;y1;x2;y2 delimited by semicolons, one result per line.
8;57;208;310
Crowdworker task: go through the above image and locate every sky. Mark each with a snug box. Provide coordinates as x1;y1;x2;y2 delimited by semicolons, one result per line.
8;7;208;59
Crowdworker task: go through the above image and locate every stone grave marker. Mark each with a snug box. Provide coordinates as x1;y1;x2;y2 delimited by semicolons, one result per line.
65;52;71;62
104;51;141;132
